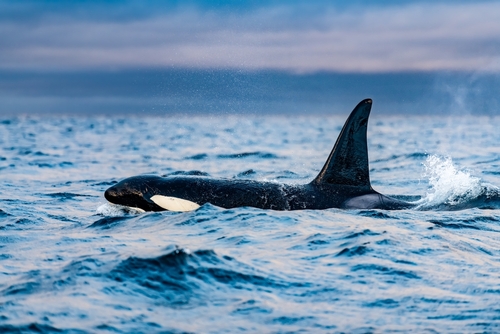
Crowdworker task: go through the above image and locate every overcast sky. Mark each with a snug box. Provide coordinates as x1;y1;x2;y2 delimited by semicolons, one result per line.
1;0;499;115
2;0;500;73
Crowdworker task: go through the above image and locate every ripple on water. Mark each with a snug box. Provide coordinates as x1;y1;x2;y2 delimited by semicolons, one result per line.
1;115;500;332
217;152;280;159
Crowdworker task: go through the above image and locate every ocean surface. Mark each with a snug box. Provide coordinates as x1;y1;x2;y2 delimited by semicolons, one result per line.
1;111;500;333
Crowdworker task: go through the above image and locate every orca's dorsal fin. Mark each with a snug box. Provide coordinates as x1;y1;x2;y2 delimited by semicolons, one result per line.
312;99;373;190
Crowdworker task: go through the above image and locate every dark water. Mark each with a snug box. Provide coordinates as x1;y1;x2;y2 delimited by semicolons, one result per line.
1;114;500;333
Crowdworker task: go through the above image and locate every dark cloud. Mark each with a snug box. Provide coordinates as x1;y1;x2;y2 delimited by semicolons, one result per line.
1;1;499;72
1;0;499;115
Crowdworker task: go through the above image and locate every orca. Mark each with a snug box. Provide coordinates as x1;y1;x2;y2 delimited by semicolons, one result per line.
104;99;414;212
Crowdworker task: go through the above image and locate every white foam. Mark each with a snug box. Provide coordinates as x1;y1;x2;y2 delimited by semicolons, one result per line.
416;155;485;209
96;203;145;216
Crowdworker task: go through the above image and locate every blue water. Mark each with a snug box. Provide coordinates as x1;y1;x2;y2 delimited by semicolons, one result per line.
1;113;500;332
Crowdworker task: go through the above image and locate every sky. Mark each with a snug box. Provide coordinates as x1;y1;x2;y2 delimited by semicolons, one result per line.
1;0;499;114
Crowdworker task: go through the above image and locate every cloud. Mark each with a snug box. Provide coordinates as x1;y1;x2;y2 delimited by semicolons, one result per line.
1;1;500;72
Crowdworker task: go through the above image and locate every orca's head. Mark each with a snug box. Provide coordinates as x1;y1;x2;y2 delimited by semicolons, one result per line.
104;175;164;211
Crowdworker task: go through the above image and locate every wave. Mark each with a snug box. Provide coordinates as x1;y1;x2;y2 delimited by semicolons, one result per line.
164;170;211;177
416;155;500;210
107;246;292;306
0;244;293;310
0;324;70;333
372;152;428;163
217;152;279;159
44;192;94;199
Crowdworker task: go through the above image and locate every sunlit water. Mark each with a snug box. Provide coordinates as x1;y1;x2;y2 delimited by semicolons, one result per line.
1;114;500;333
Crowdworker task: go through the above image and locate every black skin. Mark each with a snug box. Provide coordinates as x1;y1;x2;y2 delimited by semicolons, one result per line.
105;99;415;211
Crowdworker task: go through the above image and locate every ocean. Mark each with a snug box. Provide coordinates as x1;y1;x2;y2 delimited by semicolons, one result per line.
1;111;500;333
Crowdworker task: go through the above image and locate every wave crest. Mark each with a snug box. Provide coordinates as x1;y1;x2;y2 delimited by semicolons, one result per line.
416;155;500;210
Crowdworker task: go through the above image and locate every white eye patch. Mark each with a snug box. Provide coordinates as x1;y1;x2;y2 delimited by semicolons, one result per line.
151;195;200;212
